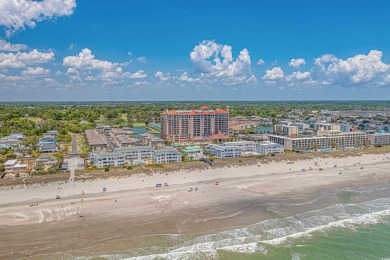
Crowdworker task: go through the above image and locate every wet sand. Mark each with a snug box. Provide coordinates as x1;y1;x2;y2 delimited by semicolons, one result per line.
0;153;390;259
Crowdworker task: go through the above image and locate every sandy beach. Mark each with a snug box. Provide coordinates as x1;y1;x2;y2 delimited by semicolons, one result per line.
1;151;390;259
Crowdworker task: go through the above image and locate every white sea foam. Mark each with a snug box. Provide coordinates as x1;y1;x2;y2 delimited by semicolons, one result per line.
79;197;390;260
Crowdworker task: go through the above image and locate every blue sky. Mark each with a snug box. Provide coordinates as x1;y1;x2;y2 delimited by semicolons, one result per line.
1;0;390;101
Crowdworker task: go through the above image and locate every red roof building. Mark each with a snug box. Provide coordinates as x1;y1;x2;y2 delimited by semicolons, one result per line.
160;104;229;142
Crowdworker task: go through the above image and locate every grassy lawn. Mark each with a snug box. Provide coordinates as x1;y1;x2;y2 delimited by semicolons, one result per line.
25;117;43;123
131;122;146;127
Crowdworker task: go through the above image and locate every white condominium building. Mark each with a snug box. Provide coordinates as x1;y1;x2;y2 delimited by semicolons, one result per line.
222;141;256;152
153;146;182;163
313;123;341;132
205;144;242;158
273;125;299;137
367;132;390;145
269;130;367;151
114;146;155;161
89;151;125;168
257;141;284;154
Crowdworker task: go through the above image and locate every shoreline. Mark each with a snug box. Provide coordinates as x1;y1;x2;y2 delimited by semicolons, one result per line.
0;150;390;258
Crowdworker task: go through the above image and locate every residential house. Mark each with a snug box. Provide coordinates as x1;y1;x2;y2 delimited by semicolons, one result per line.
39;136;58;153
10;132;25;140
35;155;58;167
4;159;28;172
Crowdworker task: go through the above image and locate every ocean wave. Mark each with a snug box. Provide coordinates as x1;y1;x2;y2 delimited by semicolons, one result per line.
76;197;390;260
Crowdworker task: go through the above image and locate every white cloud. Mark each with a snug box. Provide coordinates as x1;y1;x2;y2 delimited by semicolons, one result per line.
124;70;147;79
136;56;146;63
65;67;79;76
44;77;55;82
132;70;147;78
262;67;284;81
262;50;390;89
0;74;22;81
286;71;311;81
68;43;76;50
0;0;76;35
323;50;389;84
21;66;50;75
63;48;117;70
314;54;339;71
54;70;63;76
257;59;265;65
189;40;255;85
155;71;171;81
127;52;133;57
289;58;306;68
0;49;54;68
101;67;123;81
178;72;200;83
0;40;27;51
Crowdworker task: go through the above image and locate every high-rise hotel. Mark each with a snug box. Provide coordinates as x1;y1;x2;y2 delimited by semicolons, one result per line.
160;104;229;142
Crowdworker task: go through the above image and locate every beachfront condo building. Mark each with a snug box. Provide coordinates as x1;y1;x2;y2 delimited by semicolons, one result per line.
367;132;390;145
273;124;299;137
257;141;284;154
205;144;243;158
153;146;182;163
269;130;367;151
222;141;257;152
160;104;229;142
313;122;341;132
182;145;204;159
85;129;108;151
89;151;125;168
114;146;155;161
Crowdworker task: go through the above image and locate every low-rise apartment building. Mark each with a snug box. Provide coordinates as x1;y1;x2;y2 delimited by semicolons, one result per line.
269;130;367;151
153;146;182;163
367;132;390;145
222;141;256;152
86;129;108;151
257;141;284;154
89;151;125;168
182;145;203;159
205;144;243;158
141;133;165;148
114;146;155;161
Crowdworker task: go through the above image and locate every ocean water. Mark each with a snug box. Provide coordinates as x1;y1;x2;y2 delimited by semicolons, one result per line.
35;195;390;260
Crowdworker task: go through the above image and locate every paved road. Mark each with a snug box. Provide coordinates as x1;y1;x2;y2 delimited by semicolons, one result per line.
71;134;78;154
